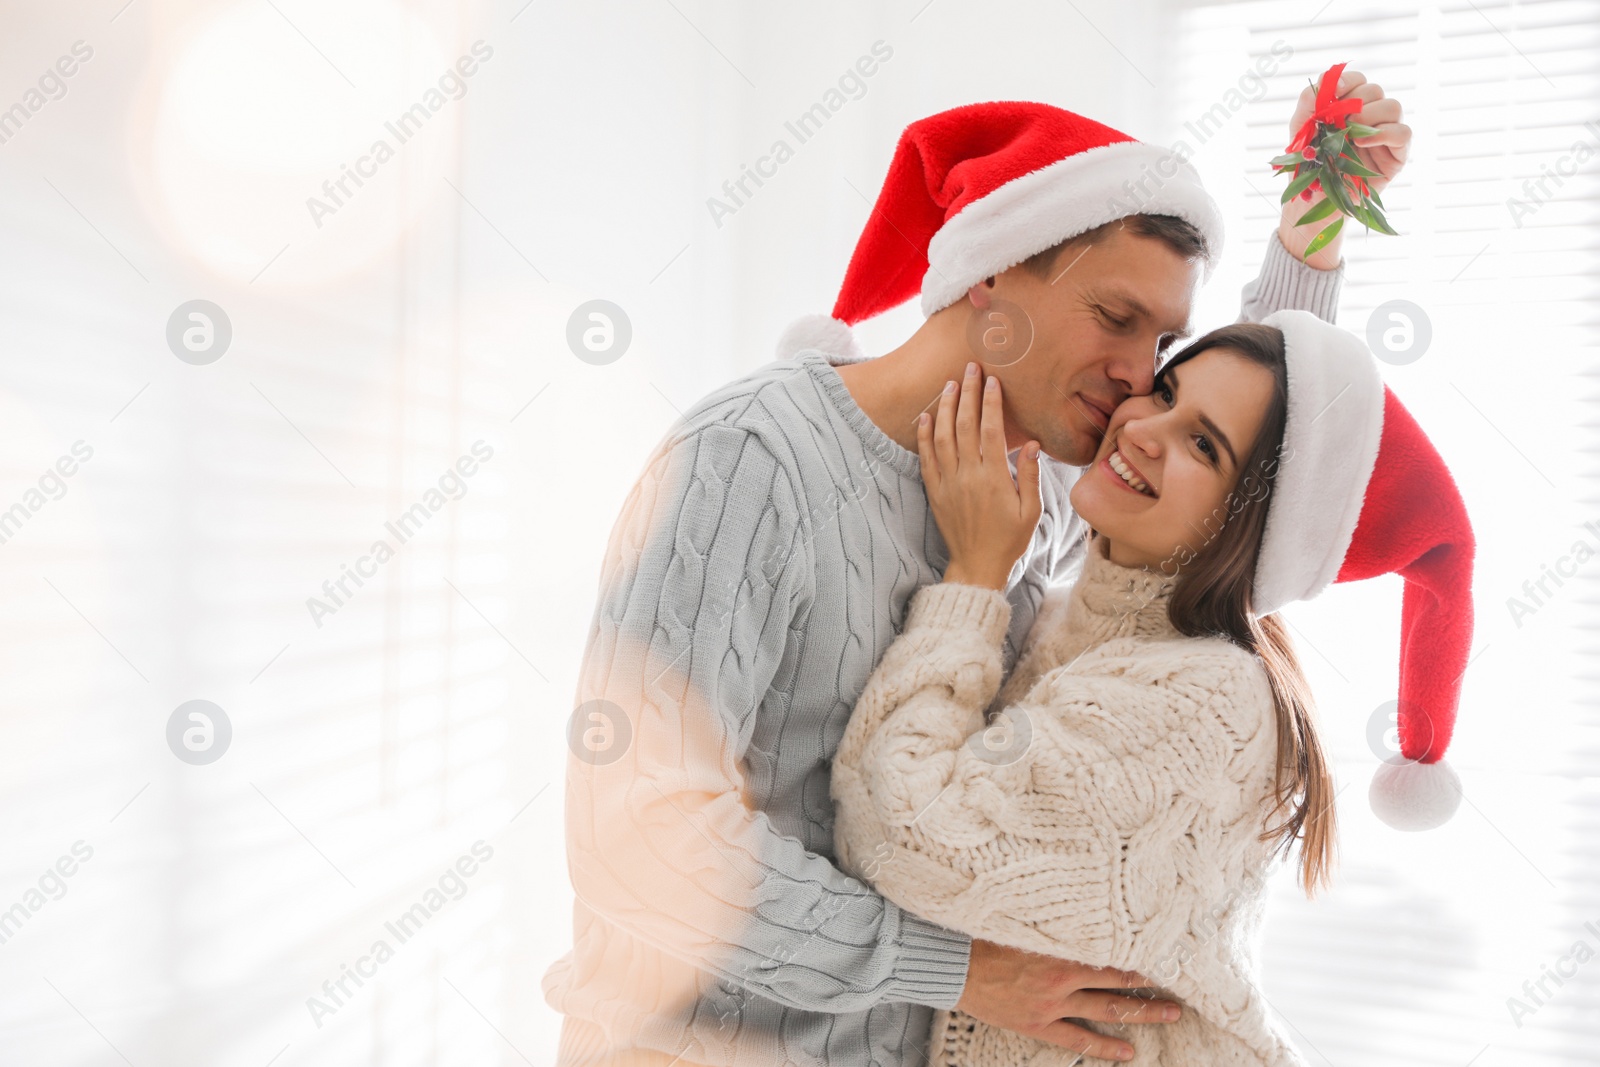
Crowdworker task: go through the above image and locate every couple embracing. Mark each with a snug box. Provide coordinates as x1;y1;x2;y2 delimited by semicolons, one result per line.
545;71;1475;1067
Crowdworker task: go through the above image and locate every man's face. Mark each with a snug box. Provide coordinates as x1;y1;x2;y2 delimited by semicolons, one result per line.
974;225;1205;467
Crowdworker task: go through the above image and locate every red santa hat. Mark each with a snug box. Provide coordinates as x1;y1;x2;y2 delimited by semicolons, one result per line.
777;101;1225;360
1255;309;1476;832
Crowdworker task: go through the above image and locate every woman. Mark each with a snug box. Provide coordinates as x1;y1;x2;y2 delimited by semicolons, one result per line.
831;310;1475;1066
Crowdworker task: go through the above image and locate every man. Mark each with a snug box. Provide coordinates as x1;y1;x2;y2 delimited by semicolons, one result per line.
545;74;1409;1066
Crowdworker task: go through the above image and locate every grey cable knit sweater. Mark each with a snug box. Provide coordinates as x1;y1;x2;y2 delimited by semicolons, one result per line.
543;234;1340;1067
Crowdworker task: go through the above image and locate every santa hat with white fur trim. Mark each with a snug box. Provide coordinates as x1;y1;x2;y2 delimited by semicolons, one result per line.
1255;309;1476;832
777;101;1224;360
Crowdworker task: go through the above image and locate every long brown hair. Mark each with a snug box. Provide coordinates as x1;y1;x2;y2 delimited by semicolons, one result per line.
1155;323;1337;896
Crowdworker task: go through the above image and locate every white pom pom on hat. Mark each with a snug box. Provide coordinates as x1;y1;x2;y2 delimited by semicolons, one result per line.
775;313;865;363
1370;757;1463;832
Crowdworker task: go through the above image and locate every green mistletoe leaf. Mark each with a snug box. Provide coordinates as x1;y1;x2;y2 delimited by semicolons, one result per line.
1281;167;1320;204
1320;168;1360;216
1295;197;1340;227
1353;201;1400;236
1303;216;1344;259
1337;154;1383;179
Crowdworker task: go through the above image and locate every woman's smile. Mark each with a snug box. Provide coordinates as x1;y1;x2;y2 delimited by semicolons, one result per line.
1103;445;1157;497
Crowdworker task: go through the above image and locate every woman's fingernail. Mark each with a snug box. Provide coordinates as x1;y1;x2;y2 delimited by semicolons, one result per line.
918;412;929;426
1165;1006;1179;1020
944;380;956;395
1118;1047;1134;1061
985;375;997;391
965;362;979;377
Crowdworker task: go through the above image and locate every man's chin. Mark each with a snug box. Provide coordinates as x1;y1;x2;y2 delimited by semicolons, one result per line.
1042;433;1102;469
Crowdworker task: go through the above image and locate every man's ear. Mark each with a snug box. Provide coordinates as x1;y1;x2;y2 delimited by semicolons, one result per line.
966;276;996;309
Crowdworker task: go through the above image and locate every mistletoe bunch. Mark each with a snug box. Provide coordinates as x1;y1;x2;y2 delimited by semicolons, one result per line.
1271;61;1397;260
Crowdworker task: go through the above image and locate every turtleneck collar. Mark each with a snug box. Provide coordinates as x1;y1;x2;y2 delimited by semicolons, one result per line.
1068;534;1181;642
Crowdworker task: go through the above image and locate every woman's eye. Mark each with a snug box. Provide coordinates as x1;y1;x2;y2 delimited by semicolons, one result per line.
1194;434;1215;458
1155;383;1173;405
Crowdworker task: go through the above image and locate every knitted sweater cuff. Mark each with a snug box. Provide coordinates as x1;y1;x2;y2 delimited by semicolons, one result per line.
1243;229;1344;324
905;582;1012;648
885;910;973;1009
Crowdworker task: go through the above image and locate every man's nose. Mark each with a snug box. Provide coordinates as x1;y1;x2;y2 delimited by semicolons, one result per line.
1108;348;1156;398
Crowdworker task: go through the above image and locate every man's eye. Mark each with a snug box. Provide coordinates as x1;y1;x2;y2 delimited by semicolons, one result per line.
1098;307;1130;329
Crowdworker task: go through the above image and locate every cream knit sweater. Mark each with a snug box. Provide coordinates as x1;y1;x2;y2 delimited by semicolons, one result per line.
831;536;1307;1067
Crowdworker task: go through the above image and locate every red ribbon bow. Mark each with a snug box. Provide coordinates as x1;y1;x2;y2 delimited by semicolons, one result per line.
1287;62;1363;155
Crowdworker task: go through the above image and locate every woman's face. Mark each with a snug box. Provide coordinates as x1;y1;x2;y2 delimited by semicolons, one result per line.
1068;347;1276;571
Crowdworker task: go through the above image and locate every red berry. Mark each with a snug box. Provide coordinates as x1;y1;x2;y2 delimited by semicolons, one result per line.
1302;147;1317;160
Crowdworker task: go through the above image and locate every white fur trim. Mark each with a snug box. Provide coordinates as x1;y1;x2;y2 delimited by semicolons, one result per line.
1369;756;1462;831
919;140;1224;317
1251;310;1385;616
776;314;865;362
